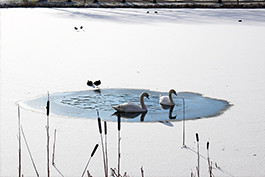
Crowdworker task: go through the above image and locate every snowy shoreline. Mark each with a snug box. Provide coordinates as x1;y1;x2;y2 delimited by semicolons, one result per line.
1;1;265;8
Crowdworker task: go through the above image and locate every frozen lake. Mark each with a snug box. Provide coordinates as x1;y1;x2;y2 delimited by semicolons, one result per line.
1;8;265;177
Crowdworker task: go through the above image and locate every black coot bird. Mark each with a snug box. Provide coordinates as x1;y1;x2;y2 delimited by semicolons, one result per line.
94;80;101;87
87;80;101;94
87;80;101;88
87;80;94;87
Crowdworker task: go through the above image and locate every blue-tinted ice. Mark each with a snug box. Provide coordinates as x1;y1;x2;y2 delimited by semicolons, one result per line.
21;89;231;122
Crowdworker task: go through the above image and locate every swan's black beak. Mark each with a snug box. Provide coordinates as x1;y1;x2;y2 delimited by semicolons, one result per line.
147;95;150;99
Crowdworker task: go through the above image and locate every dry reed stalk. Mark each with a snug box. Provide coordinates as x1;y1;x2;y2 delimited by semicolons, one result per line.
51;129;65;177
110;168;118;177
117;114;121;177
81;144;99;177
46;92;50;177
196;133;200;177
97;110;107;177
21;126;39;177
87;170;92;177
53;165;64;177
18;105;22;177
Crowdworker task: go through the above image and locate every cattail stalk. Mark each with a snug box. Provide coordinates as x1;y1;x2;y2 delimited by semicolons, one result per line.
177;97;186;148
207;142;213;177
141;166;144;177
18;105;22;177
46;92;50;177
97;110;107;177
117;114;121;177
196;133;200;177
52;129;57;165
21;126;39;177
181;98;186;147
104;121;108;176
81;144;99;177
191;170;194;177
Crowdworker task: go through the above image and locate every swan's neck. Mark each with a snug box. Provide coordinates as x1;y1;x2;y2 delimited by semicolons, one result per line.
169;92;174;104
140;95;147;110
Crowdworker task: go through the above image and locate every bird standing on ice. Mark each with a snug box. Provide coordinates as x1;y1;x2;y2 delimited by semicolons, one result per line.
159;89;177;107
112;92;150;113
87;80;101;88
93;80;101;87
87;80;94;87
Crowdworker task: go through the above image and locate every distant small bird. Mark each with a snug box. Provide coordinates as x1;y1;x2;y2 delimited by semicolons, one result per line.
147;11;149;13
87;80;94;87
154;11;158;13
238;19;242;22
74;26;85;32
94;80;101;87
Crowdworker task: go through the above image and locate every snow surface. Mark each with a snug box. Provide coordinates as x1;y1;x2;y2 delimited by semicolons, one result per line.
1;8;265;176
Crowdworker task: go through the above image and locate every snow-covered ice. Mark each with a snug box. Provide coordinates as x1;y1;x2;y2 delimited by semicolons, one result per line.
1;8;265;176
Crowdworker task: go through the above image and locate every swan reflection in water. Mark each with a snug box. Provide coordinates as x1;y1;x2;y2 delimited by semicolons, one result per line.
112;112;147;122
161;105;177;119
112;105;176;122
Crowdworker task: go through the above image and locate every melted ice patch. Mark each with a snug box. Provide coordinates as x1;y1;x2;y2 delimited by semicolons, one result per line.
20;89;231;122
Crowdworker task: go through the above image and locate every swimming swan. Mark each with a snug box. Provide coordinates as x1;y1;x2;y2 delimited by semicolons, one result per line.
112;92;149;113
159;89;177;106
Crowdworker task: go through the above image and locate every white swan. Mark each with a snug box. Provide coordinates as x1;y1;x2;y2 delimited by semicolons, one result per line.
159;89;177;106
112;92;149;113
